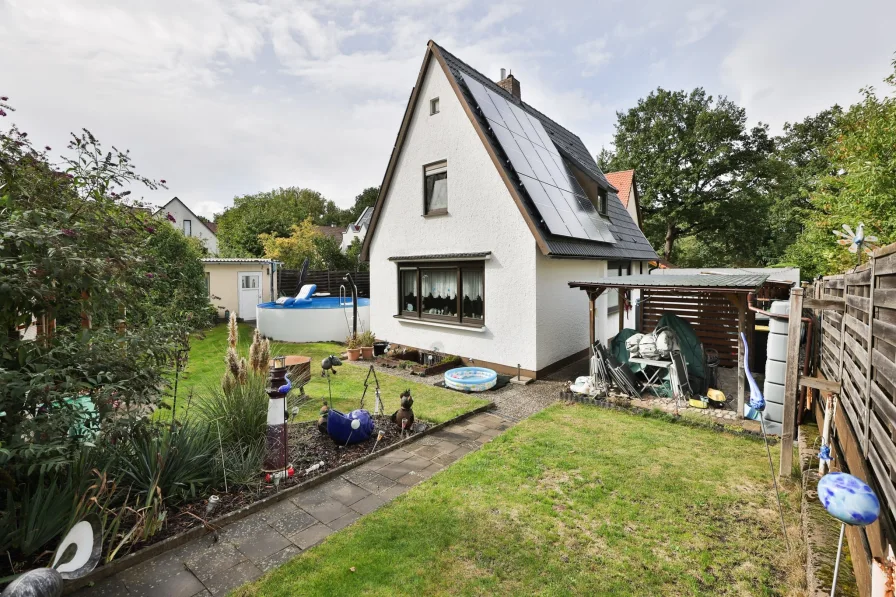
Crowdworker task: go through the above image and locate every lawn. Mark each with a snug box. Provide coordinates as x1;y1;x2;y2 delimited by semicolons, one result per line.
234;404;804;596
174;323;489;425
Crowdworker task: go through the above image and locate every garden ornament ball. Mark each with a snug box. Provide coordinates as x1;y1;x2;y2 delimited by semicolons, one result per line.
351;418;361;430
818;472;880;527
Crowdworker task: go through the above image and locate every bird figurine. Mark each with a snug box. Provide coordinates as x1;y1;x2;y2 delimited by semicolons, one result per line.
390;389;415;436
833;222;879;258
321;354;342;377
317;402;330;434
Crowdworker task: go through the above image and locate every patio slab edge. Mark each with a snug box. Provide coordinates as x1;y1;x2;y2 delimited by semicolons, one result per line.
64;401;495;594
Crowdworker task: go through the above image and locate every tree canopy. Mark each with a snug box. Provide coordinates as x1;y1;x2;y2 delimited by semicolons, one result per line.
599;88;774;264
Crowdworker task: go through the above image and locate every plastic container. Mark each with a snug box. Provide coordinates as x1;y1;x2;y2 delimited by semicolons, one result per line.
444;367;498;392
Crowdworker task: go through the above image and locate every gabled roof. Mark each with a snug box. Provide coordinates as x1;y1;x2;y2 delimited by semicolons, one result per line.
361;41;657;262
604;170;634;208
352;206;373;232
154;197;218;238
315;225;344;244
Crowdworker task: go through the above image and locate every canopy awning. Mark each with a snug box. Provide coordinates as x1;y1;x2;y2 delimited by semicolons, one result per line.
568;273;771;294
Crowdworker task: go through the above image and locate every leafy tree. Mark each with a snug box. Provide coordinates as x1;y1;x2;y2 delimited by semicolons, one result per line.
0;101;207;489
600;88;774;263
312;234;353;270
258;218;321;268
345;237;368;272
216;187;332;257
784;62;896;277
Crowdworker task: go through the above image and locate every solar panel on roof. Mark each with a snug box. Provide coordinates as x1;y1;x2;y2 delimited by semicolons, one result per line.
460;73;616;245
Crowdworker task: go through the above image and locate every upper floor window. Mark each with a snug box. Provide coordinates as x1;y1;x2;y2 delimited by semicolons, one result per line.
597;188;608;216
183;219;192;236
430;97;440;115
424;161;448;215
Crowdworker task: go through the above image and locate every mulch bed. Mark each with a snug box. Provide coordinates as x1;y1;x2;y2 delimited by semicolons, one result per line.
99;417;430;559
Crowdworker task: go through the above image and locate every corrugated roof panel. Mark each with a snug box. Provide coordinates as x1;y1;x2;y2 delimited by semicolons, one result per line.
569;274;770;290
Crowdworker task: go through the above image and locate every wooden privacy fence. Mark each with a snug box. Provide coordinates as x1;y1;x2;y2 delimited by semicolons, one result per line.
639;289;744;367
811;242;896;592
277;269;370;298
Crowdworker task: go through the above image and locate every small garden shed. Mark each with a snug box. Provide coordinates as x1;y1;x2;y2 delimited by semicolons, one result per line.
568;273;793;415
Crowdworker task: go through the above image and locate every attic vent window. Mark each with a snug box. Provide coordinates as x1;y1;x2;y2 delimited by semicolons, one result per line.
430;97;440;115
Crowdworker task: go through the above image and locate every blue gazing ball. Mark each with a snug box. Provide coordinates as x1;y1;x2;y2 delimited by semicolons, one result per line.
817;472;880;526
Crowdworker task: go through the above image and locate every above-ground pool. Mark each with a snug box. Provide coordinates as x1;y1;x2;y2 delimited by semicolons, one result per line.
257;297;370;343
444;367;497;392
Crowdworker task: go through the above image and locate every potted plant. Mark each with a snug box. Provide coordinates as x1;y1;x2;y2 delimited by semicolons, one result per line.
346;334;361;361
358;330;376;360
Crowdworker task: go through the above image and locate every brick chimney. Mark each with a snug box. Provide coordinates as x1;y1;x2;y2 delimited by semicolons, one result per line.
497;68;520;100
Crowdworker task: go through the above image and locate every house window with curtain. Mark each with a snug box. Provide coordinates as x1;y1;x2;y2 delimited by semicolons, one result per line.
396;262;484;326
606;260;631;314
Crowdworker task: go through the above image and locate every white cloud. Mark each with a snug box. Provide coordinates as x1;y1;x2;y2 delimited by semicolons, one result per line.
721;0;896;132
575;38;611;76
677;3;726;46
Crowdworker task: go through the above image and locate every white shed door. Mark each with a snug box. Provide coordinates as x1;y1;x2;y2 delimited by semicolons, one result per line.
238;272;262;320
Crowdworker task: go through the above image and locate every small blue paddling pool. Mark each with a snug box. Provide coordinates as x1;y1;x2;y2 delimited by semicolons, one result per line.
444;367;497;392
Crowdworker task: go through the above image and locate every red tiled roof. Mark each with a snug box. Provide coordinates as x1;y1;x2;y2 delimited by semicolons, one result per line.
604;170;635;208
204;221;218;234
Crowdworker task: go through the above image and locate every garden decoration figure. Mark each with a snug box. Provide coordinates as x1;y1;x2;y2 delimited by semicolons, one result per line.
263;357;291;473
359;365;384;416
326;408;374;444
2;516;102;597
818;472;880;596
833;222;879;263
317;402;330;434
741;332;789;551
391;389;415;438
321;354;342;402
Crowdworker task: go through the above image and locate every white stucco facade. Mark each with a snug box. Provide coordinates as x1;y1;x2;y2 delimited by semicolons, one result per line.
157;197;219;255
368;58;542;373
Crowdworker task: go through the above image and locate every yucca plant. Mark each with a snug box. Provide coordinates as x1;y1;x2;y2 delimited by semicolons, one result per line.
116;420;217;505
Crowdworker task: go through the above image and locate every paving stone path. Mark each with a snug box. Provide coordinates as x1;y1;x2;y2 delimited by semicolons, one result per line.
74;412;511;597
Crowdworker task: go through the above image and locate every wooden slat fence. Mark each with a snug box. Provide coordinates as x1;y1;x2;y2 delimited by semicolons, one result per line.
278;270;370;298
812;242;896;593
639;289;740;366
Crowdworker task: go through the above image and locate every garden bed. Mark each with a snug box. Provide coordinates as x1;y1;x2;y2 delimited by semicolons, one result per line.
378;347;462;376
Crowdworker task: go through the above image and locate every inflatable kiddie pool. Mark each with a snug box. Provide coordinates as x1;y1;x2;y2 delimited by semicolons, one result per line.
444;367;497;392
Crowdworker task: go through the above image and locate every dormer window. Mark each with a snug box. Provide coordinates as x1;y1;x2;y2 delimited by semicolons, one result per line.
597;188;608;216
430;97;440;115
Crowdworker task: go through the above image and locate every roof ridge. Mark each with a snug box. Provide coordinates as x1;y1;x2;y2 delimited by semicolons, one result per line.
432;42;585;146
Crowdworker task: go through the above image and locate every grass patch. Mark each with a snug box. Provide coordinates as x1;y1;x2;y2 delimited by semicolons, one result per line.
174;323;488;425
235;403;805;596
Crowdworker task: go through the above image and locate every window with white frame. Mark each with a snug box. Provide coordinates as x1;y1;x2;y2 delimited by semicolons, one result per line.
183;219;192;236
397;262;484;326
424;161;448;215
606;260;631;313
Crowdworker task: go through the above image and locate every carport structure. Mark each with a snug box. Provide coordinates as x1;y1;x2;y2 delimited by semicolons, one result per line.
568;273;792;417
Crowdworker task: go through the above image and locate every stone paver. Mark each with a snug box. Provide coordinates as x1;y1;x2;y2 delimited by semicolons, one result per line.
72;412;512;597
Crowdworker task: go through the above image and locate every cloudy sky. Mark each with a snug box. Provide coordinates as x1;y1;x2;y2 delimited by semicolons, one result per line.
2;0;894;218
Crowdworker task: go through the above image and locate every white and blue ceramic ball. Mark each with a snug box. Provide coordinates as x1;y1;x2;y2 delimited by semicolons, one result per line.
817;472;880;526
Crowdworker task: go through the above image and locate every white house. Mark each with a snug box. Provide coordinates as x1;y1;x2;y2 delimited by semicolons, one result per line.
361;42;657;379
154;197;219;255
341;206;373;252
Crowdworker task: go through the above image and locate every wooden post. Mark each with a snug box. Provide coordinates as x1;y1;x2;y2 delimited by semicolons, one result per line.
780;287;804;479
863;256;877;455
618;289;625;335
588;291;596;348
726;293;747;418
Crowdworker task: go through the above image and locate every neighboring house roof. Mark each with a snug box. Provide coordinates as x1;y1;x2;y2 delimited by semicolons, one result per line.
361;41;657;262
352;206;374;232
315;225;344;244
153;197;218;238
604;170;634;208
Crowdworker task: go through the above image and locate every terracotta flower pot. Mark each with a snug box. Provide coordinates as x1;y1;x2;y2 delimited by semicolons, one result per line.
361;346;374;360
347;348;361;361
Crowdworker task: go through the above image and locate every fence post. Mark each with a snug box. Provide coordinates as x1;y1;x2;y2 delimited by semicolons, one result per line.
863;256;877;455
780;287;803;478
